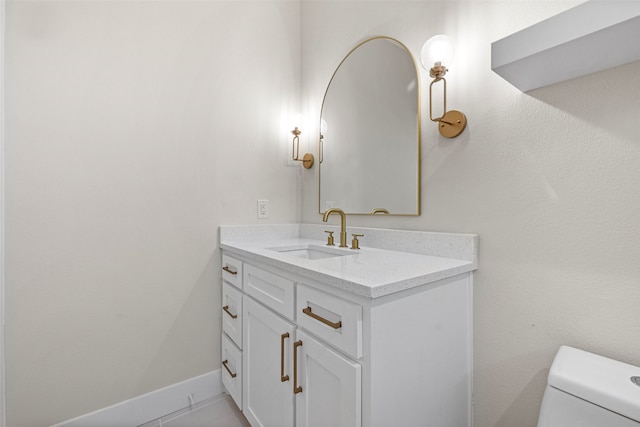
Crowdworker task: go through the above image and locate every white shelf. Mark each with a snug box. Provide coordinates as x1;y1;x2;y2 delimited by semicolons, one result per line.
491;0;640;92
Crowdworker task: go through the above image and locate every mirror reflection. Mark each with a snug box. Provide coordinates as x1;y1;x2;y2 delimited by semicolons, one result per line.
319;36;420;215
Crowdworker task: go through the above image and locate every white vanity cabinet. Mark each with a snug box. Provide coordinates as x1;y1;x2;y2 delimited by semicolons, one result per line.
220;247;473;427
240;263;361;427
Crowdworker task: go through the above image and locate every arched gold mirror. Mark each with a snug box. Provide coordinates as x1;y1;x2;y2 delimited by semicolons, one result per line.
319;36;421;215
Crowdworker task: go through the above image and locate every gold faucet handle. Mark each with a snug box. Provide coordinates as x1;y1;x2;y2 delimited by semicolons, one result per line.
351;233;364;250
324;230;335;246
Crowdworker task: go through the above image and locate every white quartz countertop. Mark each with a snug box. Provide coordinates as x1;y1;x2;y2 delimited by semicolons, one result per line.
220;224;478;299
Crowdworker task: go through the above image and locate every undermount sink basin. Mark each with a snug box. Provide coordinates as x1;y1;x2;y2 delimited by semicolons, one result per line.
268;244;353;260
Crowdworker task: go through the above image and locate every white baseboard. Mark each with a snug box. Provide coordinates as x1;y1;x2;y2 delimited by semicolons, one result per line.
52;370;222;427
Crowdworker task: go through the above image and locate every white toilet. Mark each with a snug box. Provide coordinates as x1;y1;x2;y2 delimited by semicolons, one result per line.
538;345;640;426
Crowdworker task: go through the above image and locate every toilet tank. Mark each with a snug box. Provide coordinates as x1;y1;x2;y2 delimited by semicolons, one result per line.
538;346;640;427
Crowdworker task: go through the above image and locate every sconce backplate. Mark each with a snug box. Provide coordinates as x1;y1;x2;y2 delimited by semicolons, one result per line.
438;110;467;138
302;153;314;169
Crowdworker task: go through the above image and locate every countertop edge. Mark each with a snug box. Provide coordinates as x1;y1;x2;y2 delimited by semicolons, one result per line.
220;241;476;299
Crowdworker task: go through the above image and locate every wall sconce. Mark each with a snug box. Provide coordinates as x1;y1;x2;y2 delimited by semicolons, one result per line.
291;127;314;169
420;35;467;138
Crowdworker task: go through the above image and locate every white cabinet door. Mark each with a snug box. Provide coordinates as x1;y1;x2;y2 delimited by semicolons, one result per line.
243;297;295;427
295;329;361;427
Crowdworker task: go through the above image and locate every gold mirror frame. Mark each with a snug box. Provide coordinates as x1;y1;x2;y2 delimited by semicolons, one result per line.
318;36;421;216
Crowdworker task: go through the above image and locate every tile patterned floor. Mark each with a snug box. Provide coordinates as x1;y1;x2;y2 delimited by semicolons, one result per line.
139;393;250;427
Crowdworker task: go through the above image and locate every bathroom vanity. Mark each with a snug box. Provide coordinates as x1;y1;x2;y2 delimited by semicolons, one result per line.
219;224;477;427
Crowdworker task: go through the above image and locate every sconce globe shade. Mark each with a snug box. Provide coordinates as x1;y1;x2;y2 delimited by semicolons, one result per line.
420;35;454;69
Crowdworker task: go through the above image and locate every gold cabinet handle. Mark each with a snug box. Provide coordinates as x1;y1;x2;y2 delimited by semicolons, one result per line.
222;266;237;275
222;305;238;319
222;359;237;378
281;333;290;382
293;340;303;394
302;307;342;329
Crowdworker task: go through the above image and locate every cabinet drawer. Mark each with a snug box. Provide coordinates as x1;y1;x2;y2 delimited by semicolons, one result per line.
222;254;243;290
221;333;243;410
244;264;295;320
297;285;362;359
222;282;243;349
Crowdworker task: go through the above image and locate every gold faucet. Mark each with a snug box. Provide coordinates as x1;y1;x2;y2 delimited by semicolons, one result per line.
322;208;348;248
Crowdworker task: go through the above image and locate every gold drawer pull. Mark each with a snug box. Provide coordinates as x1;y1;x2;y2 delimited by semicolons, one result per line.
223;305;238;319
222;359;237;378
281;333;290;382
222;266;237;275
293;340;303;394
302;307;342;329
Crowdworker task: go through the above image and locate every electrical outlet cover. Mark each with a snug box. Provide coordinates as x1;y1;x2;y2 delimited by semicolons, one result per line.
257;199;269;219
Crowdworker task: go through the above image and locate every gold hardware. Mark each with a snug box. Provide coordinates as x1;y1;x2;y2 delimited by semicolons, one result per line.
222;305;238;319
429;63;447;79
422;34;466;139
428;76;466;138
222;359;237;378
351;233;364;250
324;230;335;246
291;127;314;169
370;208;390;214
293;340;303;394
281;332;290;382
302;307;342;329
222;266;237;275
437;110;467;138
322;208;347;248
428;76;449;122
301;153;314;168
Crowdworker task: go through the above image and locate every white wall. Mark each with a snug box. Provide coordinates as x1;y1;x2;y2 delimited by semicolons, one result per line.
301;1;640;427
5;1;301;425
